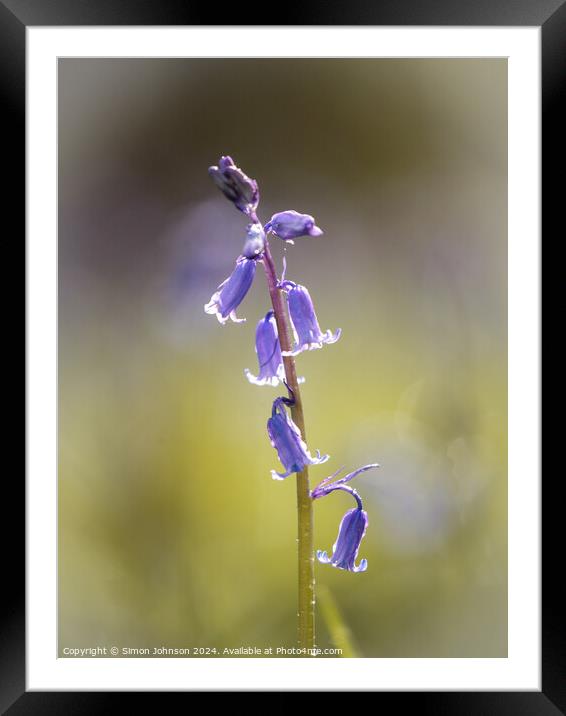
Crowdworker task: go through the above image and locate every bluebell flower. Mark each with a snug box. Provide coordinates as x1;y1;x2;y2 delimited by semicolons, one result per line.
317;506;369;573
264;210;323;243
242;223;265;259
204;256;256;324
312;464;379;573
245;312;305;387
280;281;341;356
245;311;285;387
267;397;329;480
208;156;259;216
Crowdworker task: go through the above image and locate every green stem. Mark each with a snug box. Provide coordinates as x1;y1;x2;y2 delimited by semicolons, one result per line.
261;242;315;652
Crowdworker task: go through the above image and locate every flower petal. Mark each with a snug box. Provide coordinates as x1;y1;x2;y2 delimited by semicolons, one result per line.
317;507;368;573
204;256;256;324
280;283;341;355
267;397;328;478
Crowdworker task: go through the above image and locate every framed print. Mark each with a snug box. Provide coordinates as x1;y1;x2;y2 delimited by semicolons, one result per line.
11;0;555;708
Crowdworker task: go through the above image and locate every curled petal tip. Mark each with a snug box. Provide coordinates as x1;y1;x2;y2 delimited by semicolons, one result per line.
326;328;342;344
312;451;330;466
229;311;246;324
271;468;292;481
244;368;281;387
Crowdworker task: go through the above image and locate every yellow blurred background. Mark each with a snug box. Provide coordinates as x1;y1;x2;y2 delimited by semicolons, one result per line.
58;58;507;657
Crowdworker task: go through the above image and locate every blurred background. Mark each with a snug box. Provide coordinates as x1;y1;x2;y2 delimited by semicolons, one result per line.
58;58;507;657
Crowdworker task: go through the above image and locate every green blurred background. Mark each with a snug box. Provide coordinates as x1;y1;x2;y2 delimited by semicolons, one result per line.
58;59;507;657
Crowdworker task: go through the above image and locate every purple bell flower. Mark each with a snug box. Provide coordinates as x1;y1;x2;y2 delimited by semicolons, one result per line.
280;282;341;356
264;210;323;242
242;223;265;259
317;507;369;573
267;397;329;480
204;256;256;324
245;312;305;387
245;311;285;387
312;463;378;573
208;156;259;216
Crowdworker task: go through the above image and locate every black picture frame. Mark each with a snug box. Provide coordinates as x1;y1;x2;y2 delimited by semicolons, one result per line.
10;0;554;709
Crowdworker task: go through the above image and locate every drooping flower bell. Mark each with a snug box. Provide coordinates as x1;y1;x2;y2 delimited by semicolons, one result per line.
312;464;379;573
317;506;369;573
245;311;306;387
204;256;256;324
264;210;323;242
208;156;259;217
245;311;285;387
267;396;329;480
280;281;341;356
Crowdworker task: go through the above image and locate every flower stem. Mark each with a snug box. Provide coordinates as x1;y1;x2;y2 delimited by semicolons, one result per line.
261;241;315;653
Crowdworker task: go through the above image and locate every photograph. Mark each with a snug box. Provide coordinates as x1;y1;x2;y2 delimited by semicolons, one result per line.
57;57;508;659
